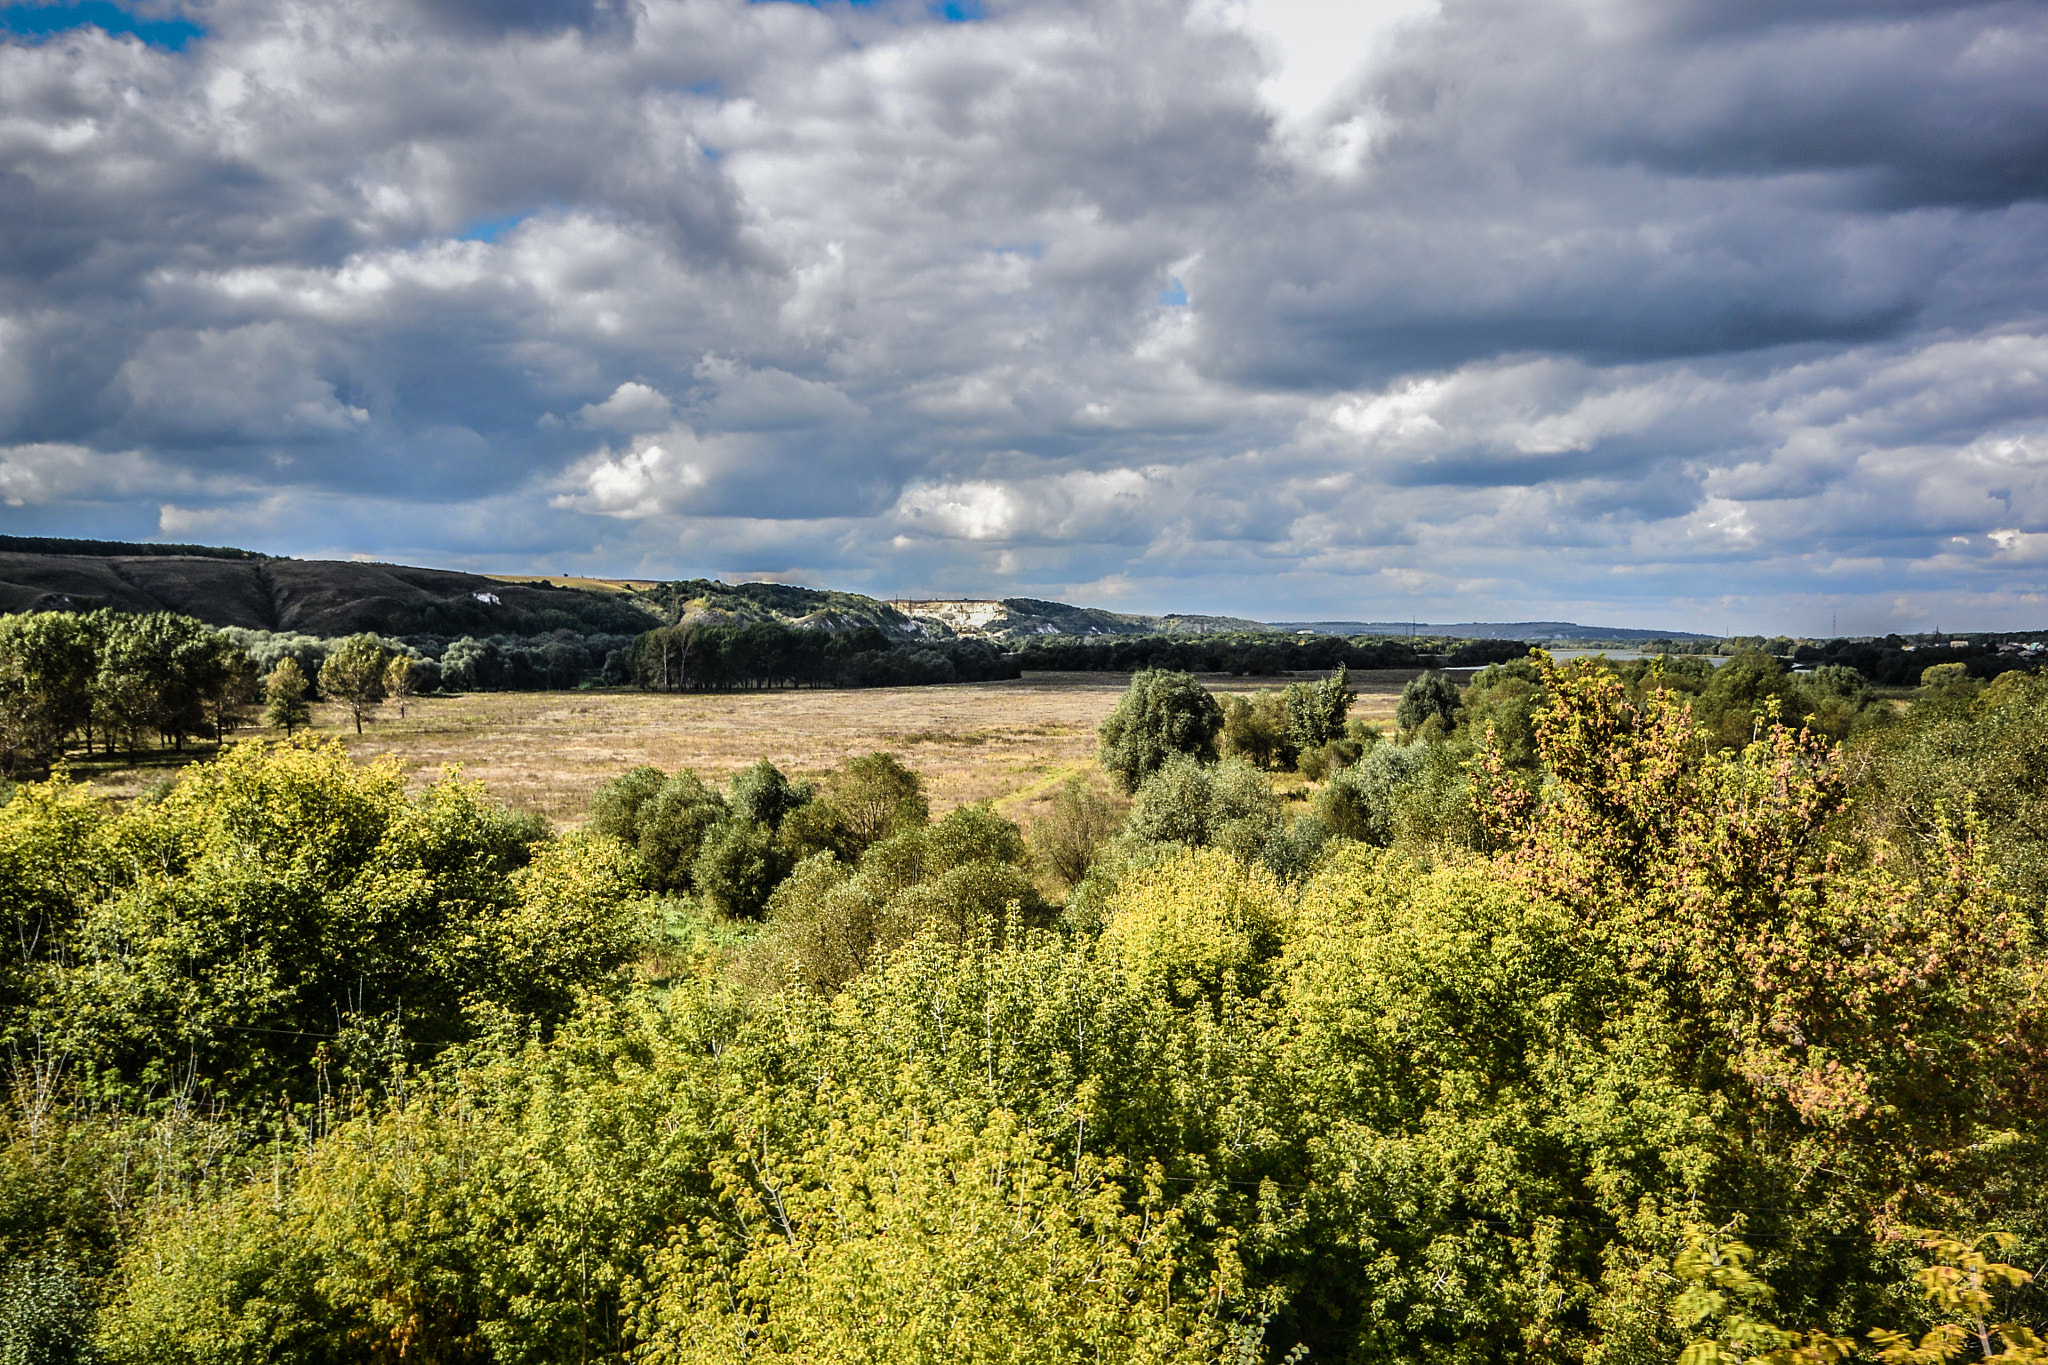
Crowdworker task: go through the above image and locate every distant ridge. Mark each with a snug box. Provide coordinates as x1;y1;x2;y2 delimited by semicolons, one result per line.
0;536;1709;644
0;546;659;637
0;534;271;561
1273;620;1715;642
888;597;1268;640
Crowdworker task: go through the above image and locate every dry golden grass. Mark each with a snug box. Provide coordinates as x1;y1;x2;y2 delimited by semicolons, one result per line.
60;669;1423;825
481;572;661;593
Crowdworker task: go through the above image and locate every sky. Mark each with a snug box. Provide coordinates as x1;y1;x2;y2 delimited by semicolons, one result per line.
0;0;2045;633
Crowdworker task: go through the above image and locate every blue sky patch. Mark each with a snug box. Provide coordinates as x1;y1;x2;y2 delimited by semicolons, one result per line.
1157;277;1188;307
457;214;531;244
0;1;203;49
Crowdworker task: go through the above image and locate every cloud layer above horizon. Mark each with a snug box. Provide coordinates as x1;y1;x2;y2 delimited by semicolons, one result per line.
2;0;2046;632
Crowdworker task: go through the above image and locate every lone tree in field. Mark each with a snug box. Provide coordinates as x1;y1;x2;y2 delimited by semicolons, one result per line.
319;635;389;735
265;658;311;735
1097;668;1224;793
384;654;420;719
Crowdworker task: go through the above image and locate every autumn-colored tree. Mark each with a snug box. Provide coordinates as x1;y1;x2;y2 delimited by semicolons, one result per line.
317;634;389;734
264;656;311;734
383;652;419;719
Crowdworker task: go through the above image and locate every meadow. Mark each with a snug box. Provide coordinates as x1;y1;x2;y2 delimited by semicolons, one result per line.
62;669;1423;820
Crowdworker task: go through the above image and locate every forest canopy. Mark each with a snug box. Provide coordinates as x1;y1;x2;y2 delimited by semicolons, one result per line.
1;653;2045;1364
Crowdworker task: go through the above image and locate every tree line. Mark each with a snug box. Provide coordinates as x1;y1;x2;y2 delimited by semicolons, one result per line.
626;619;1021;690
0;611;457;773
0;606;1043;777
1010;630;1529;674
1635;633;2045;688
1791;635;2041;686
0;534;270;560
0;609;256;773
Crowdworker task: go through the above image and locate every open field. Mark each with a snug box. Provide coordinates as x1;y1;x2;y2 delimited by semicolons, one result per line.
56;669;1425;824
482;572;661;593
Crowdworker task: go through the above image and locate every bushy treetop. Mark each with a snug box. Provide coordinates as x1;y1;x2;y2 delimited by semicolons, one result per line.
1096;668;1225;793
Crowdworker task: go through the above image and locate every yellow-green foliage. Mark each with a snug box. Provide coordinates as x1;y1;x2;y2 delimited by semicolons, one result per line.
99;998;731;1365
1101;848;1290;993
15;660;2048;1365
742;801;1048;994
641;1101;1230;1365
12;738;648;1107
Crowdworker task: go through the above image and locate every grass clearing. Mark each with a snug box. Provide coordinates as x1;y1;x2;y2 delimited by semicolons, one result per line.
56;668;1426;824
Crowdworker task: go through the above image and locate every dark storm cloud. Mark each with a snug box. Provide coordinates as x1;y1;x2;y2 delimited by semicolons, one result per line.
1189;0;2048;388
1;0;2046;630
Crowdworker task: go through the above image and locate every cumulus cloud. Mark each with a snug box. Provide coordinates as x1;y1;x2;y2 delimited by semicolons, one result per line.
573;382;676;434
552;426;721;519
0;0;2045;630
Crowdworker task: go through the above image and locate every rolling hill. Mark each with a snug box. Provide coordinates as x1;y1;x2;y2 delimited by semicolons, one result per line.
0;537;1709;644
0;543;659;638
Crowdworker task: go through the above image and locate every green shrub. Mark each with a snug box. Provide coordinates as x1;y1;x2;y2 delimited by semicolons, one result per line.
1218;692;1290;770
1027;778;1121;888
1124;753;1281;855
635;771;729;892
588;763;669;841
0;1256;97;1365
691;820;793;920
1394;670;1461;737
924;801;1028;872
727;759;810;829
1282;665;1352;759
824;752;928;854
1312;740;1432;846
1096;670;1224;793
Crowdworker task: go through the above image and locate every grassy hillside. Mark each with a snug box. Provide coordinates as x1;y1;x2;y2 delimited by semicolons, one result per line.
629;578;934;637
972;597;1268;639
0;550;660;637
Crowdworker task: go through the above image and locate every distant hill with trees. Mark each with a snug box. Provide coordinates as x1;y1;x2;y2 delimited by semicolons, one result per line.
910;597;1271;640
0;542;659;637
0;538;1725;648
1275;618;1716;642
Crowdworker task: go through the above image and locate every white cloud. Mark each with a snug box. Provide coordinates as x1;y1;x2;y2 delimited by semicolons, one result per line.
574;382;676;433
894;480;1017;541
551;427;720;519
0;444;201;506
1229;0;1438;117
1;0;2046;629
